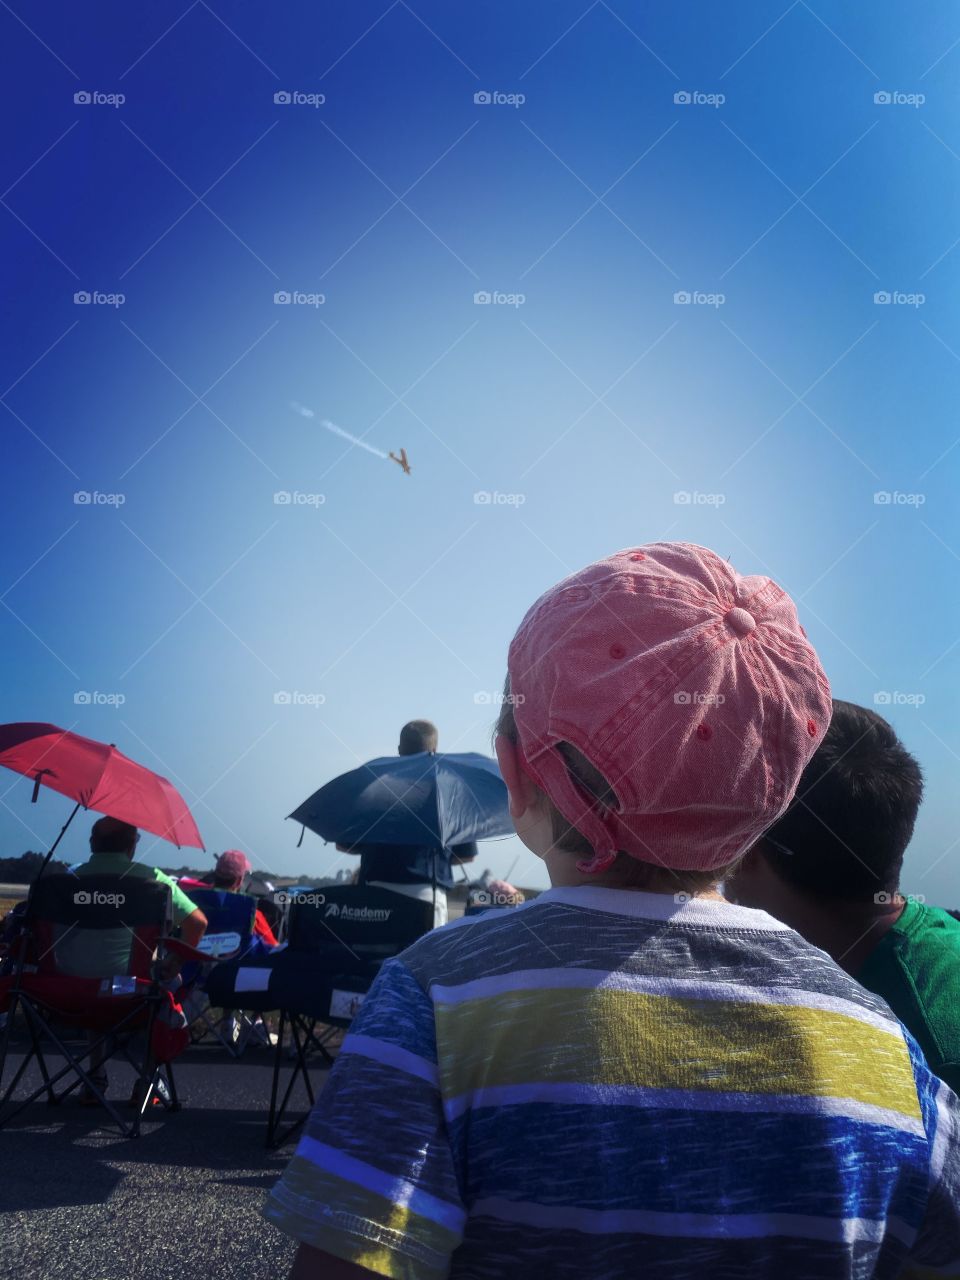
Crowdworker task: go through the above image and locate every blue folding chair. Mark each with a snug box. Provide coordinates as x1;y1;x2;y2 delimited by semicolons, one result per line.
177;888;262;1057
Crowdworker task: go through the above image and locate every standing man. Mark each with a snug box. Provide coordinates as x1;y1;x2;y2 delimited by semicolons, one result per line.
336;720;476;925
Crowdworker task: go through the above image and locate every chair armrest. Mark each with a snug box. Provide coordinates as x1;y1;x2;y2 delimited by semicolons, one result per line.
159;936;213;965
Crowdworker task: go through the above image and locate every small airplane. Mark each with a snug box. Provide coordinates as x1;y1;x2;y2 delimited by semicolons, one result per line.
388;448;411;475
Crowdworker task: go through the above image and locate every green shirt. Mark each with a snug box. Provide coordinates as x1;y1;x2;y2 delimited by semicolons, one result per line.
858;897;960;1094
56;852;198;977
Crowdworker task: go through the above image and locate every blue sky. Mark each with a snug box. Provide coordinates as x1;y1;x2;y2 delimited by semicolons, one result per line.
1;2;958;897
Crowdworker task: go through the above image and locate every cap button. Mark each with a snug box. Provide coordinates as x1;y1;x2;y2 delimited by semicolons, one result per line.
725;606;756;636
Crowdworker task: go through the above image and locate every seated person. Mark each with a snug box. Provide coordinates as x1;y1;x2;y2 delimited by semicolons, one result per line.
66;816;207;975
180;849;279;947
67;815;207;1104
729;698;960;1094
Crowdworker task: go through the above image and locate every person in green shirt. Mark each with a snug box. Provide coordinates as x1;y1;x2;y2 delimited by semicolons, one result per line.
67;815;208;1106
729;698;960;1093
66;815;207;977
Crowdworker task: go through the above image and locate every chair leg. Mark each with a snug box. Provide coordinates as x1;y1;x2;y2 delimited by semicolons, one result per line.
21;1000;57;1105
266;1011;318;1149
266;1008;287;1148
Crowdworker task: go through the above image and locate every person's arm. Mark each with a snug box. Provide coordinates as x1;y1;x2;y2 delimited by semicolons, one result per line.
264;958;465;1277
289;1244;375;1279
179;907;207;948
902;1072;960;1277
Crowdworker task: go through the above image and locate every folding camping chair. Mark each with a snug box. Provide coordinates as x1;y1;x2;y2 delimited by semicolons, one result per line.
176;887;263;1056
204;883;435;1146
0;874;200;1138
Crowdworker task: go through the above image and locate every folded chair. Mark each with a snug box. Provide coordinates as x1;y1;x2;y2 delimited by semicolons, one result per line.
0;874;201;1138
176;887;262;1056
205;883;435;1146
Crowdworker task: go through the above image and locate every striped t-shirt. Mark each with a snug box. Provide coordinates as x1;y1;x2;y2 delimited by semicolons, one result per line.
264;886;960;1278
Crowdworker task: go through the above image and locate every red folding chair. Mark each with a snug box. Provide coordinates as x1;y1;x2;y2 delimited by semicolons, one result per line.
0;873;204;1138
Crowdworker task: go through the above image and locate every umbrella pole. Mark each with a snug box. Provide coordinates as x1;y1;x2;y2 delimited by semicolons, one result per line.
432;850;438;929
33;800;82;884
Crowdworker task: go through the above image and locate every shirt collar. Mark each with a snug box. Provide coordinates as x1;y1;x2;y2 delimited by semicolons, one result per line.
533;884;791;931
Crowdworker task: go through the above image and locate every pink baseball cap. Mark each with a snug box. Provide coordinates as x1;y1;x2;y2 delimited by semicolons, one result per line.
507;542;831;873
216;849;252;879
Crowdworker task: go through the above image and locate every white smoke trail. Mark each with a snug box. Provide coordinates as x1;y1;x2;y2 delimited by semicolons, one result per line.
289;402;388;459
320;418;388;459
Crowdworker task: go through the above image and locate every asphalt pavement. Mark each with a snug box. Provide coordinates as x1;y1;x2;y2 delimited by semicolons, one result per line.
0;1034;326;1280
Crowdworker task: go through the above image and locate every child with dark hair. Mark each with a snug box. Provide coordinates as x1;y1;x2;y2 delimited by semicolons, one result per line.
266;544;960;1280
731;698;960;1094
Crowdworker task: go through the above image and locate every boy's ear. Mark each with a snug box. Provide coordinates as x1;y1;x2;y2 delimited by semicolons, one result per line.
495;734;536;821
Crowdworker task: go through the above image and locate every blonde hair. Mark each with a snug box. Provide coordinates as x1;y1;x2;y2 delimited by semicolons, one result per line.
495;675;735;893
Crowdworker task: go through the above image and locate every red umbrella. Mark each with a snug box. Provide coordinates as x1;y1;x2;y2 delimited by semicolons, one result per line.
0;723;204;866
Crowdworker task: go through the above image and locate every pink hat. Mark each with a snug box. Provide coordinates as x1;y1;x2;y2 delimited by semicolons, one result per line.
215;849;252;880
507;543;831;873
